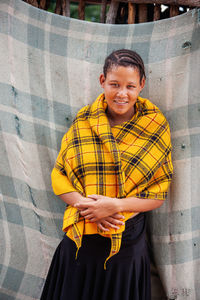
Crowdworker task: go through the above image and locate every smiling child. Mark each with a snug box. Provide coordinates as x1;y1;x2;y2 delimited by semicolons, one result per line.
41;49;173;300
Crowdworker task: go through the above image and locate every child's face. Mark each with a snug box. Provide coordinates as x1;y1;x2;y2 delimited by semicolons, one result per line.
100;65;145;123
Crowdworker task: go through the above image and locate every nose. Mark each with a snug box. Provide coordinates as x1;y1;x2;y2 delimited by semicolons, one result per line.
117;88;127;97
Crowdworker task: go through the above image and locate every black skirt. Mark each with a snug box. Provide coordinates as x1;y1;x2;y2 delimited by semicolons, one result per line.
40;213;151;300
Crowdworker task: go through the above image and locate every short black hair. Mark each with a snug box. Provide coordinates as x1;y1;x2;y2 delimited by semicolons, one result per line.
103;49;146;84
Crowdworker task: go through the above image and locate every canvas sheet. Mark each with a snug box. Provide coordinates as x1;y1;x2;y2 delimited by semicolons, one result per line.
0;0;200;299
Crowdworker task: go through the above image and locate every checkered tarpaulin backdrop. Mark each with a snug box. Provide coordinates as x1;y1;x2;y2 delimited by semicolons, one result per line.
0;0;200;299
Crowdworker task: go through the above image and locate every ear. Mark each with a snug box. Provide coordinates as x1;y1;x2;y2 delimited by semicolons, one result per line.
99;74;106;88
140;77;145;90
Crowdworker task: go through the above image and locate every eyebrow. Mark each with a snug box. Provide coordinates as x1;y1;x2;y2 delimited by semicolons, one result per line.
109;80;135;83
109;80;136;84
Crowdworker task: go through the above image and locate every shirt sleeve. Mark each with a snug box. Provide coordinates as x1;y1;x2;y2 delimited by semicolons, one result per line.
51;133;78;195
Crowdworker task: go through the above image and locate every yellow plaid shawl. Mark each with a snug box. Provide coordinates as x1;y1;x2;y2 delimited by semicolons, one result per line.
51;93;173;266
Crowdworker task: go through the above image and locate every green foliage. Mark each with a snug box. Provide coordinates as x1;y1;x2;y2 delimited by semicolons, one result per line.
47;1;56;13
47;1;105;23
85;5;102;23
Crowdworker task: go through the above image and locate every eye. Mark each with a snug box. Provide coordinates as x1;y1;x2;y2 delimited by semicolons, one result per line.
127;85;135;89
110;83;119;87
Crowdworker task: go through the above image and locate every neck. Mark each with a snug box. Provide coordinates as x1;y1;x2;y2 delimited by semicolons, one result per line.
106;107;135;127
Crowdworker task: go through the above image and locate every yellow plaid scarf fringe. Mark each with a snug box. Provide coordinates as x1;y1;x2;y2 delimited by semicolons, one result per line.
52;93;173;268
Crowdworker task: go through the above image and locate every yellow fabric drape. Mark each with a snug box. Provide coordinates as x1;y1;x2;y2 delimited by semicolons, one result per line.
51;93;173;266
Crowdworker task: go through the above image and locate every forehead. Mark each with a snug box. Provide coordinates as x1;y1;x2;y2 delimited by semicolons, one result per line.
106;65;140;81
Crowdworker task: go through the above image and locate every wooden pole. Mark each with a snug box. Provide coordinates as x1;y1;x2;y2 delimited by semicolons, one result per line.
128;3;136;24
78;0;85;20
62;0;70;17
26;0;38;7
106;0;119;23
120;6;125;18
55;0;62;14
170;5;179;17
100;0;107;23
138;4;148;23
39;0;46;9
154;4;161;21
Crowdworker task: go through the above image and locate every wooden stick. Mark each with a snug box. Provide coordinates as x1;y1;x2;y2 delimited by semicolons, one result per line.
55;0;62;14
138;4;148;23
26;0;38;7
120;6;125;19
100;0;107;23
128;3;136;24
78;0;85;20
62;0;70;17
154;4;161;21
39;0;46;9
170;5;179;17
106;0;119;23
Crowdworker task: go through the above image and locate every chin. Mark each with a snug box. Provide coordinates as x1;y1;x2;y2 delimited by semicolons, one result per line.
115;110;129;115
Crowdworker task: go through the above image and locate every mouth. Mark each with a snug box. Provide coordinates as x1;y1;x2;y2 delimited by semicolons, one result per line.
114;100;128;105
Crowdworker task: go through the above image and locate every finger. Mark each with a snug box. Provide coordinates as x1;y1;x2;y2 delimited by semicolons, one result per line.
87;194;99;200
106;216;125;226
111;213;125;220
83;214;94;220
90;217;98;222
101;220;119;230
74;202;93;208
79;209;91;216
97;223;109;232
84;198;96;203
76;207;87;211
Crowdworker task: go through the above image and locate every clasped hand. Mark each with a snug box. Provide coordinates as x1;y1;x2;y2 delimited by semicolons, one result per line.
74;194;124;232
